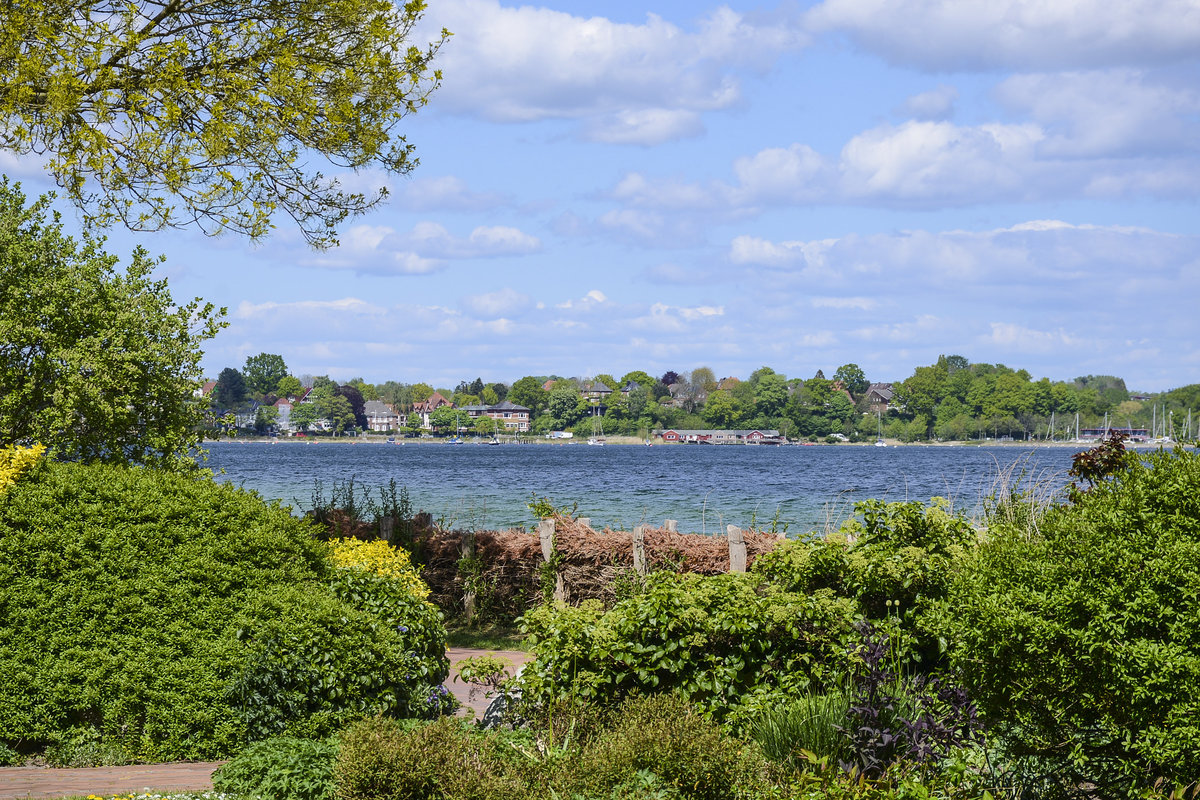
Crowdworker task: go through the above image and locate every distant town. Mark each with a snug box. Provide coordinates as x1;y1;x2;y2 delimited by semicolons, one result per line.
199;354;1199;445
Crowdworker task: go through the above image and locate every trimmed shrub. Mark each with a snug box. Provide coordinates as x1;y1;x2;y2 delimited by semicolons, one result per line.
945;445;1200;796
516;571;857;725
0;461;448;761
212;736;338;800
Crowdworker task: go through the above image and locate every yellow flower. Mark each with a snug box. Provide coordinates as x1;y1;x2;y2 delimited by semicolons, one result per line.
0;443;45;494
326;537;429;598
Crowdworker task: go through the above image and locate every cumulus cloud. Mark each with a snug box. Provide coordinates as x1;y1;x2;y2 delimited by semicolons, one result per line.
898;85;958;120
838;121;1043;204
420;0;804;143
806;0;1200;71
987;322;1082;353
392;176;511;211
460;287;534;319
995;70;1200;158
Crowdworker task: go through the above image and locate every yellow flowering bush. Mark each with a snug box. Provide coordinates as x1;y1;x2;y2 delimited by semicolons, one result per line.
327;537;429;599
0;444;45;493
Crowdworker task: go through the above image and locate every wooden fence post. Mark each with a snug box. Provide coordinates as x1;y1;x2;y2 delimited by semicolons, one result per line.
727;525;747;573
664;519;678;533
378;515;394;544
578;517;591;529
461;530;476;624
538;518;566;602
632;525;647;576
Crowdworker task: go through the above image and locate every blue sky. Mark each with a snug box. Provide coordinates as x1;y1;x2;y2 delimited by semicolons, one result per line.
7;0;1200;391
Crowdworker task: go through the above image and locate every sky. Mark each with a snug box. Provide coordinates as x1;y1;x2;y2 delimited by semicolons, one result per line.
6;0;1200;392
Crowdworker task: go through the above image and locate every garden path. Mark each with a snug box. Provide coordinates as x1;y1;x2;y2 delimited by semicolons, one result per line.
0;647;531;799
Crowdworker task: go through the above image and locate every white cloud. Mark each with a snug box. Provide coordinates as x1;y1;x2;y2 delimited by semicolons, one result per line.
296;222;541;273
235;298;387;319
557;289;609;311
421;1;804;142
807;0;1200;71
838;120;1043;204
582;109;705;146
995;70;1200;158
986;323;1082;352
898;85;958;120
460;287;533;319
393;176;510;211
812;297;879;311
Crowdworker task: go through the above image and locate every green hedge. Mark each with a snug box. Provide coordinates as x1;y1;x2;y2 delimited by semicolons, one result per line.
0;461;448;761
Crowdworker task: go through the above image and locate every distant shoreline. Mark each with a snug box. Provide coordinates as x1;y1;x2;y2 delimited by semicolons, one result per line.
207;434;1133;449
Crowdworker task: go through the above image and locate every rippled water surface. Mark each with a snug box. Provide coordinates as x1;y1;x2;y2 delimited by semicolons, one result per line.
204;440;1083;533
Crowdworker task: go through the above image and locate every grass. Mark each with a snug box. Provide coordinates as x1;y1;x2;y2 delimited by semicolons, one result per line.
445;623;528;651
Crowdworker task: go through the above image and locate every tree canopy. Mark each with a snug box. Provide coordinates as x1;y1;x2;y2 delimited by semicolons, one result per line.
243;353;288;397
0;0;449;248
0;180;225;468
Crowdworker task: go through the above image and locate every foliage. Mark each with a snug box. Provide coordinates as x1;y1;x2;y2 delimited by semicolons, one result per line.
0;443;44;494
213;368;247;409
0;181;225;469
515;572;857;725
336;716;528;800
749;690;852;772
244;354;289;398
0;0;449;247
0;461;448;761
336;695;771;800
327;537;429;599
753;499;976;660
566;694;772;800
945;445;1200;796
839;623;980;779
1066;429;1129;494
212;736;337;800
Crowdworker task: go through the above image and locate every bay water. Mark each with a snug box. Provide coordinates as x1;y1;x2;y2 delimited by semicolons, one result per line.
203;440;1083;535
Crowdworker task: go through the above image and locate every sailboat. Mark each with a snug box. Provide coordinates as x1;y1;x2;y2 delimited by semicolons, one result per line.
587;410;606;446
874;412;887;447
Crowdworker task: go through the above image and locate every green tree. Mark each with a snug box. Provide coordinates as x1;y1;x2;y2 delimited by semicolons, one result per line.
411;383;435;403
276;375;303;399
753;370;788;417
0;182;225;468
547;383;586;426
243;353;288;397
213;367;247;409
0;0;449;248
702;389;739;427
253;404;279;434
618;370;657;390
290;402;318;433
833;363;868;397
508;376;548;417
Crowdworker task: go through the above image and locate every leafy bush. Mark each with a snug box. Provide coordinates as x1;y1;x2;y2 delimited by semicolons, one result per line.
327;537;429;599
754;498;976;662
0;461;448;761
516;571;857;725
212;736;338;800
945;445;1200;796
564;694;772;800
0;443;44;494
336;716;527;800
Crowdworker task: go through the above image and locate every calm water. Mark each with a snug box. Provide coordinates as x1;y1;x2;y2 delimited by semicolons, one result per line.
203;441;1084;535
